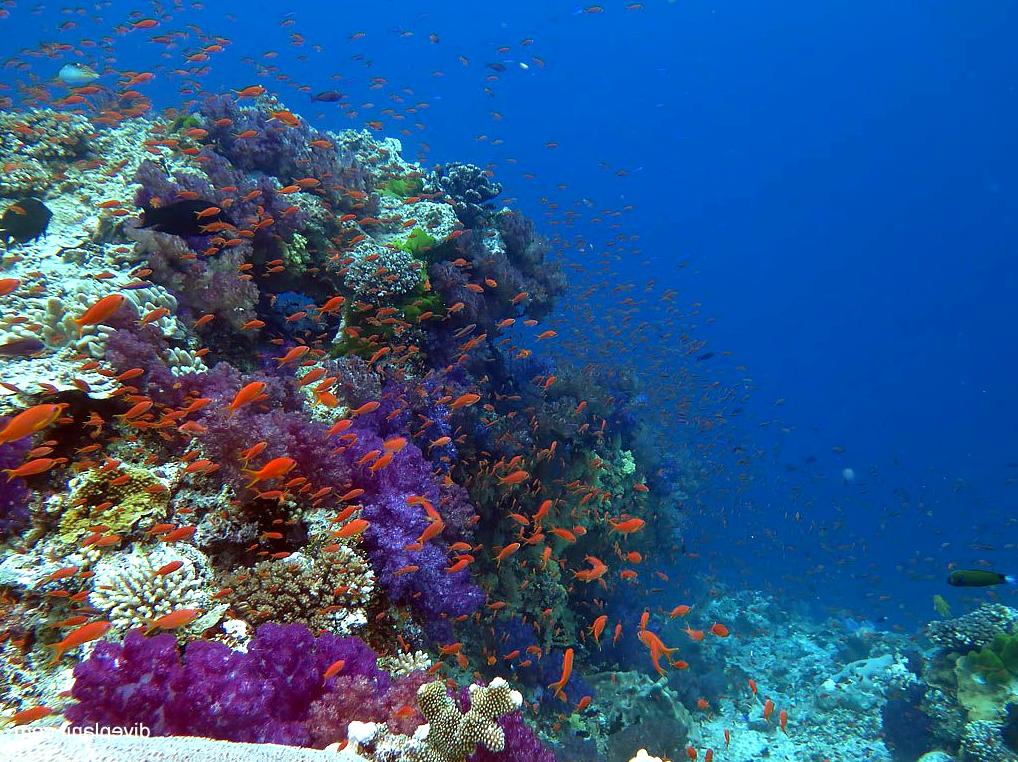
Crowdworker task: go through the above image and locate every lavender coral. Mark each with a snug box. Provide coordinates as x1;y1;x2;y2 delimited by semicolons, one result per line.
195;94;366;209
346;428;484;632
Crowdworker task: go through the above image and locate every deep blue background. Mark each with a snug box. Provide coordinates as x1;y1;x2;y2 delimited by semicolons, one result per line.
3;0;1017;626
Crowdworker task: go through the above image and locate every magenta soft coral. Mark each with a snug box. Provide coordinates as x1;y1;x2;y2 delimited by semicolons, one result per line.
66;623;388;747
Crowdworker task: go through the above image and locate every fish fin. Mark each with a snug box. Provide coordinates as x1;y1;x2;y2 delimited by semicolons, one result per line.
48;644;65;667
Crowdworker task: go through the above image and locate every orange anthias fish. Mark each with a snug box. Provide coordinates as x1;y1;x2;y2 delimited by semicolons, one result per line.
495;542;521;566
275;345;311;366
244;457;296;487
7;705;55;726
449;392;481;410
146;609;201;633
228;381;267;415
548;647;573;701
323;660;346;680
638;628;679;677
499;469;529;485
0;404;64;445
161;526;197;543
608;517;646;535
573;555;608;583
4;457;59;480
74;293;125;328
590;615;608;648
333;518;370;538
51;621;111;664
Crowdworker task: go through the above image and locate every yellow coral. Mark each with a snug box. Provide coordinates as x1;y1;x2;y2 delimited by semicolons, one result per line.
57;465;168;544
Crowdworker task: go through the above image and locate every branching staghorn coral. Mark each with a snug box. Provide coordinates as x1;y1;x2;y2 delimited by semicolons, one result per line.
378;649;432;678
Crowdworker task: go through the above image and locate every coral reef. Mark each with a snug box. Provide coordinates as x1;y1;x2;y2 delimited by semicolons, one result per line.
0;87;662;762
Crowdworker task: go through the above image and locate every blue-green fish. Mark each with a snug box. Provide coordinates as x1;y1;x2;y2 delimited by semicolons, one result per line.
58;64;99;86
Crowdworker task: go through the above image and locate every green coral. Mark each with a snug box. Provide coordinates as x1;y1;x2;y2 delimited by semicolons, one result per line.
378;176;424;199
58;466;169;544
394;228;439;256
332;271;444;359
955;634;1018;720
281;232;311;274
169;112;202;134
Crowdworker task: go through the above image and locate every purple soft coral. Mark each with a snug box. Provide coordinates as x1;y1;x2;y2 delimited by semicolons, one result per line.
0;436;32;537
342;426;484;633
469;711;558;762
66;623;386;747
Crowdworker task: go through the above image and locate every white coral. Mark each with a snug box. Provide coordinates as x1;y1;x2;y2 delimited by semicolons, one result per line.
164;346;207;376
378;649;433;678
88;544;212;634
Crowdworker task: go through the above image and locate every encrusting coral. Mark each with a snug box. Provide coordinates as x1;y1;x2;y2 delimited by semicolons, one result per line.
54;464;171;544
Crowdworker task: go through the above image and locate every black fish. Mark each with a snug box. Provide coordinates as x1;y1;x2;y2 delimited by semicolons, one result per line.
139;199;234;238
0;198;52;244
696;351;715;361
311;90;343;102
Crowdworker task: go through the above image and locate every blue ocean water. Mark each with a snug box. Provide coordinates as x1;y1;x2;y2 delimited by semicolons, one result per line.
1;1;1017;759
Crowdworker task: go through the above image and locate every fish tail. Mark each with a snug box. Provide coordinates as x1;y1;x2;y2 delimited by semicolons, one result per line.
48;644;65;667
1006;575;1017;585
